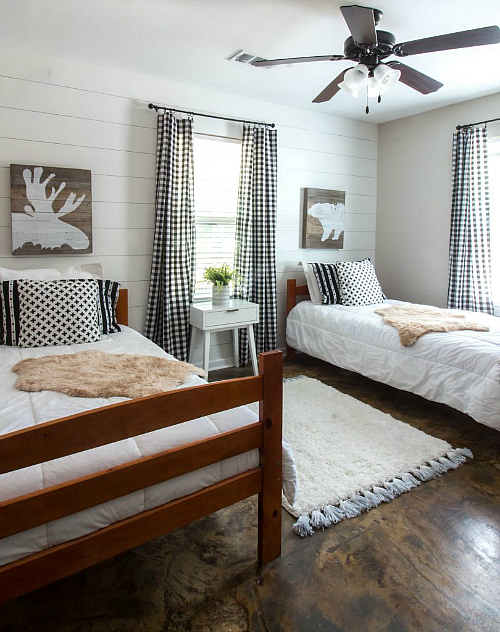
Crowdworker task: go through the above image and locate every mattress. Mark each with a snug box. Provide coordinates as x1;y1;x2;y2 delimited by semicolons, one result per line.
287;299;500;430
0;327;295;566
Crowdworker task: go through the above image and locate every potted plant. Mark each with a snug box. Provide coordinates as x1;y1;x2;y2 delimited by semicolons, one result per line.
202;263;240;306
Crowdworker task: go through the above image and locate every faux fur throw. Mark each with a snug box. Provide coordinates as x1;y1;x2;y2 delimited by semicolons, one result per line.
375;304;489;347
12;350;205;398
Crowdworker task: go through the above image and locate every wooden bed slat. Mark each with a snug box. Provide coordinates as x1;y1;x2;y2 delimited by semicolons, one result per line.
0;423;262;539
0;375;263;474
0;468;262;605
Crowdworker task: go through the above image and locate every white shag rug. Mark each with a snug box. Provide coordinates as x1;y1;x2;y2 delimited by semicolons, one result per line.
281;376;472;537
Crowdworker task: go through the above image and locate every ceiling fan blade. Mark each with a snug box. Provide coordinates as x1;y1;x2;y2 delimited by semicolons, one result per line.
395;25;500;56
387;61;443;94
340;5;377;46
312;70;348;103
252;55;345;67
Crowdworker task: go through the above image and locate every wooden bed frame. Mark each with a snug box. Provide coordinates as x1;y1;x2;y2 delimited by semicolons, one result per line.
286;279;310;362
0;290;283;604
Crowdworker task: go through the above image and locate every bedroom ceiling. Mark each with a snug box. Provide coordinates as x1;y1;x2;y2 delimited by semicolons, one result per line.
1;0;499;123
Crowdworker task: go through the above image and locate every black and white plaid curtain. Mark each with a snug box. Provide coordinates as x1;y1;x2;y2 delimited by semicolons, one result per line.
234;124;278;365
145;111;195;360
447;126;494;314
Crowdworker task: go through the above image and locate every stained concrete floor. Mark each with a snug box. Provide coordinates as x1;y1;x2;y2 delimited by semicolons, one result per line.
0;355;499;632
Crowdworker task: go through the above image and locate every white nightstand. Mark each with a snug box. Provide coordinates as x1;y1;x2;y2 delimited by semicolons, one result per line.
189;299;259;377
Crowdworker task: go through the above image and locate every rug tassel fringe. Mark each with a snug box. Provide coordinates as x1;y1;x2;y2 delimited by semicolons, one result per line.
292;447;472;537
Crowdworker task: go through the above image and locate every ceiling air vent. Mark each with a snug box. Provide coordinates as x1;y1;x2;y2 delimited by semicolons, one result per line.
229;50;267;66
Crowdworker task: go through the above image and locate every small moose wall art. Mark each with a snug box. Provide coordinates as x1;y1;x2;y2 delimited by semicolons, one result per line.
10;164;92;255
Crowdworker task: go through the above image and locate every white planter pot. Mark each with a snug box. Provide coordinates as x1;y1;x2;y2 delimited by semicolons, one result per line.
212;285;230;306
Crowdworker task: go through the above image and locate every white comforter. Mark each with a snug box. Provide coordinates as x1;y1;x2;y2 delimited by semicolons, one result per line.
287;300;500;430
0;327;295;566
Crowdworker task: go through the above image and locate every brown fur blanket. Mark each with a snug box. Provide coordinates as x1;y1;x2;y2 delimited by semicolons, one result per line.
12;350;205;398
375;304;489;347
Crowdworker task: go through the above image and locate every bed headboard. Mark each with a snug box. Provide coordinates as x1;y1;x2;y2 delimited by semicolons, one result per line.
116;289;128;326
286;279;310;316
286;279;310;362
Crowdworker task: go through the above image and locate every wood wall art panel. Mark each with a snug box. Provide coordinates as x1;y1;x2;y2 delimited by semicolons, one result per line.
302;187;346;250
10;164;92;255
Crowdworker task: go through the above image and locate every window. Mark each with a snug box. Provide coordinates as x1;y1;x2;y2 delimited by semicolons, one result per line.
488;133;500;311
193;136;241;301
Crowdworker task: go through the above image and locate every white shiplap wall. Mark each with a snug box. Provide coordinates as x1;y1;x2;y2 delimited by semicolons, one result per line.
0;47;377;369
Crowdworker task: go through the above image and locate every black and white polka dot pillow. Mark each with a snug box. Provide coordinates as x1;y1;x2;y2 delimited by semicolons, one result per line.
334;259;385;306
17;279;101;347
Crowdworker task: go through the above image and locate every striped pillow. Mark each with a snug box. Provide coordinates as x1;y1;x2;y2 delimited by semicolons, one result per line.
309;263;341;305
96;279;121;334
0;281;20;345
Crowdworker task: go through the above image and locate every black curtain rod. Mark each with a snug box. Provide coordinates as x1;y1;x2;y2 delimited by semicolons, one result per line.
456;116;500;130
148;103;275;128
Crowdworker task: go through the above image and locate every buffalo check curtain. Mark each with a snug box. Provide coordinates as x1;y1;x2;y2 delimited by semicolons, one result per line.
447;126;494;314
234;124;278;365
145;112;195;360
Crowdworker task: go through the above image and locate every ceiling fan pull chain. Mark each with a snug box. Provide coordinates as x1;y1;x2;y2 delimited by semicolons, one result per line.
366;86;369;115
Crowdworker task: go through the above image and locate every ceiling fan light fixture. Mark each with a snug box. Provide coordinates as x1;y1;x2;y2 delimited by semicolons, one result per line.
366;75;380;98
339;63;369;97
373;63;401;94
338;80;359;97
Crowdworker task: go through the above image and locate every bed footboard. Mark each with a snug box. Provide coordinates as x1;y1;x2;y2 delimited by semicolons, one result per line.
0;350;283;604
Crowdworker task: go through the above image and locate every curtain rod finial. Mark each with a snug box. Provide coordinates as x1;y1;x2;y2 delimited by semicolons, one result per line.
148;103;155;110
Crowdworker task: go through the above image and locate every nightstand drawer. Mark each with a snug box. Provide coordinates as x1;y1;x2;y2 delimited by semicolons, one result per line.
205;306;258;328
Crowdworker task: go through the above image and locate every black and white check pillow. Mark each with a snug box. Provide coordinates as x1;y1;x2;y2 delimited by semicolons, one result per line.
334;259;385;306
310;263;341;305
17;280;101;347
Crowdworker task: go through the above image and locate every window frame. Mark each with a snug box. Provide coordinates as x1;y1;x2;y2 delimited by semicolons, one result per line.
192;133;242;303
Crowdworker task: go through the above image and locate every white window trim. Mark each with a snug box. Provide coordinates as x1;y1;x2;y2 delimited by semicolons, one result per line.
192;134;241;302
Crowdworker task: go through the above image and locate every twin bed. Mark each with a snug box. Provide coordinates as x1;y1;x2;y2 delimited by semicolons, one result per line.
286;279;500;431
0;289;292;604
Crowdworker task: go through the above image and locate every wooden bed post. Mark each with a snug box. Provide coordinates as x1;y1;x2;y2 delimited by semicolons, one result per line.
286;279;297;361
258;350;283;565
116;289;128;326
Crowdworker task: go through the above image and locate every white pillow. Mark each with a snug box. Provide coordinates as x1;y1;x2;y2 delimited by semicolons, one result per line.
300;261;323;305
0;263;104;281
79;263;104;278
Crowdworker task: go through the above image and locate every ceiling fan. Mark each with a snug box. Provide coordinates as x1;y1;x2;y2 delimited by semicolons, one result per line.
252;5;500;112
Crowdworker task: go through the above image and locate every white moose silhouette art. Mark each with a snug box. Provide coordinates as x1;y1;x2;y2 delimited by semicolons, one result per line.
308;202;345;242
12;167;89;251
